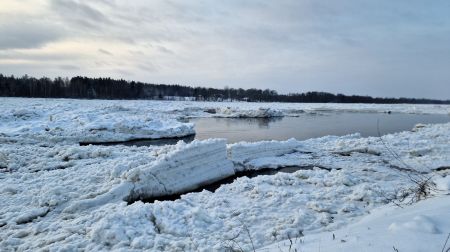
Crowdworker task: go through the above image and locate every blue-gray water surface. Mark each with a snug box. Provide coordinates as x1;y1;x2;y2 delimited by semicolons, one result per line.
190;112;450;143
90;112;450;147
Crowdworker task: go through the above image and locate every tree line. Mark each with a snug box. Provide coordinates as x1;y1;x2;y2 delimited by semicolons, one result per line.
0;74;449;104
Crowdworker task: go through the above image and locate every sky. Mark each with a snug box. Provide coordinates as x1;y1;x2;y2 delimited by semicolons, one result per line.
1;0;450;99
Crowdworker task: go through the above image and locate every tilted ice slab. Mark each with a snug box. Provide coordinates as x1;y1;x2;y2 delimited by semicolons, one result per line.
124;139;235;201
64;139;234;213
61;136;330;214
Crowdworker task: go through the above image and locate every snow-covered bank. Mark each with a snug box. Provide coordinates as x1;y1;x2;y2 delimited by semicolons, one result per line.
1;117;449;251
261;193;450;252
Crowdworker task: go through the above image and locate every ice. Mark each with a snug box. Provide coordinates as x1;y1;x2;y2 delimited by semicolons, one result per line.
125;139;235;201
1;98;449;251
0;98;195;144
435;175;450;191
62;139;234;213
215;107;284;118
89;202;157;250
0;151;7;169
228;138;303;170
14;207;50;225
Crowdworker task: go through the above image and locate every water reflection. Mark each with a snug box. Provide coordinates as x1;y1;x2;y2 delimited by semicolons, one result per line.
217;116;282;129
89;112;449;147
191;112;450;144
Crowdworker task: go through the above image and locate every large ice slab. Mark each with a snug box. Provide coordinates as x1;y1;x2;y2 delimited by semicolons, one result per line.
125;139;235;200
63;139;235;213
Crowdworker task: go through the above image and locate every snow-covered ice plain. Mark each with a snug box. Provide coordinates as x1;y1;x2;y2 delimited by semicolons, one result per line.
1;97;449;251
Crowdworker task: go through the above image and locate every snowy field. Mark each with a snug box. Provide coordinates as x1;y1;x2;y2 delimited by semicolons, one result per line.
1;97;449;251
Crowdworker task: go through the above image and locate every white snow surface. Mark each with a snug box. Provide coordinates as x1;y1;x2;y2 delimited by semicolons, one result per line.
1;98;450;251
0;98;195;144
261;194;450;252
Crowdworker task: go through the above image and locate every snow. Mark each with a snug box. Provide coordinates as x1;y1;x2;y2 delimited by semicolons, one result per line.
435;175;450;191
0;98;195;144
0;97;449;251
261;194;450;252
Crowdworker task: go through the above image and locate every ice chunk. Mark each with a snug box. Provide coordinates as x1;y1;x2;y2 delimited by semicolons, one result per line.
227;138;302;168
216;107;284;118
14;207;49;224
434;175;450;191
0;152;7;169
126;139;235;200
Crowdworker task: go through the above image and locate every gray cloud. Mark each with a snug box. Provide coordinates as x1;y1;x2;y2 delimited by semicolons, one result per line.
98;49;113;56
137;63;159;73
156;46;174;55
0;50;77;61
50;0;111;28
0;22;64;50
59;64;80;70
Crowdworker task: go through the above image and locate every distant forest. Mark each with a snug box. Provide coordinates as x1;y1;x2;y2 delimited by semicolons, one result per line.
1;74;449;104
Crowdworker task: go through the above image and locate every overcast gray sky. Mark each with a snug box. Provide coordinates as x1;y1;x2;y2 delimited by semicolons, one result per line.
1;0;449;99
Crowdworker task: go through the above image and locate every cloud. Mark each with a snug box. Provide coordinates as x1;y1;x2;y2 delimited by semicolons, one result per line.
156;46;174;55
98;48;113;56
50;0;111;28
137;63;159;73
0;21;65;50
59;64;80;70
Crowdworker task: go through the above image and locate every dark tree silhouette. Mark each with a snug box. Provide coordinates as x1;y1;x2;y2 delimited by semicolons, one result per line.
0;74;448;104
